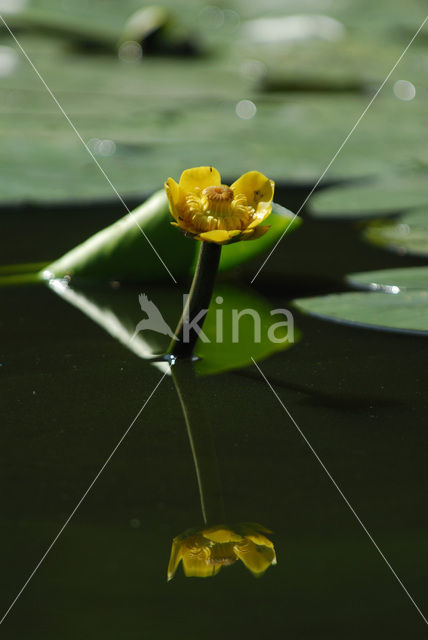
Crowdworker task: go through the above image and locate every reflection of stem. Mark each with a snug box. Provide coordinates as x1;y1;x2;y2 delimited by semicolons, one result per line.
169;241;221;359
171;359;225;525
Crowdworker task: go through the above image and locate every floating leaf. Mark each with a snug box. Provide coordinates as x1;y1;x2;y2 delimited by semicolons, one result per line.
309;174;428;219
364;207;428;257
42;191;300;283
347;266;428;291
3;27;428;205
294;289;428;334
248;35;423;94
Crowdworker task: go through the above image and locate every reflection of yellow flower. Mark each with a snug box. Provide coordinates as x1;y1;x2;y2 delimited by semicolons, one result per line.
167;522;277;580
165;166;275;245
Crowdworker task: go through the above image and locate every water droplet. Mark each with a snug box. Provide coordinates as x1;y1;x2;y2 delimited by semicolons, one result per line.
393;80;416;101
87;138;116;156
98;139;116;157
0;46;18;78
199;5;224;29
236;99;257;120
118;40;143;63
223;10;240;31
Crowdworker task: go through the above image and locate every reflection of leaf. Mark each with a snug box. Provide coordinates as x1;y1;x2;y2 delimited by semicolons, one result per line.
0;261;47;287
364;208;428;257
293;289;428;334
48;279;297;375
42;192;300;283
48;279;171;374
347;266;428;291
309;174;428;219
195;284;297;375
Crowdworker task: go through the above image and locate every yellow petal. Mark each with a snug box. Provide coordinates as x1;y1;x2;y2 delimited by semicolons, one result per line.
245;533;275;549
231;171;274;208
197;229;240;244
170;221;200;236
164;178;182;222
167;538;184;581
241;226;270;241
234;540;276;576
203;526;242;544
179;166;221;193
182;553;219;578
248;203;272;228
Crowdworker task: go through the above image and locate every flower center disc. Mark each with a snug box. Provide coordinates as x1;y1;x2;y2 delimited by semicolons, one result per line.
202;185;234;202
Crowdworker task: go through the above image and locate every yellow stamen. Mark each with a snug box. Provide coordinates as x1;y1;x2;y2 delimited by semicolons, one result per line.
208;542;237;567
183;185;255;232
203;185;234;202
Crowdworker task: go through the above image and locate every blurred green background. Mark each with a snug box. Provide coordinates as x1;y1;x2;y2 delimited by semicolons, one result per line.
1;0;428;203
1;1;428;638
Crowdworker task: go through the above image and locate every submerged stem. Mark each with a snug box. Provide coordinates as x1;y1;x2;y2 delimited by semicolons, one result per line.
169;241;221;359
171;359;225;525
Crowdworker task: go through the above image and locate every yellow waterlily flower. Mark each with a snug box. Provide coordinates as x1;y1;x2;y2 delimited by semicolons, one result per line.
164;166;275;245
167;522;277;580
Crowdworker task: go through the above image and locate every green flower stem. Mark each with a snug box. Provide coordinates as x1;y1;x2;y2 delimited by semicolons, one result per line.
168;241;221;359
171;359;225;525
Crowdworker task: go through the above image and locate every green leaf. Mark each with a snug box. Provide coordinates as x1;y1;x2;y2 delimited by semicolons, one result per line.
43;191;193;283
294;289;428;334
248;35;423;94
42;191;300;283
363;207;428;257
347;266;428;291
3;26;428;205
309;173;428;219
220;202;301;272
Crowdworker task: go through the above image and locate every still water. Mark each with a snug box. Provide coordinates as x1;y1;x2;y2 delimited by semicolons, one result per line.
1;200;427;637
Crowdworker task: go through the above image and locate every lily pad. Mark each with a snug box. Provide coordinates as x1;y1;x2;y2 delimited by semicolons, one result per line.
363;207;428;257
246;34;425;94
347;266;428;291
3;23;428;205
293;289;428;334
42;191;301;283
309;173;428;219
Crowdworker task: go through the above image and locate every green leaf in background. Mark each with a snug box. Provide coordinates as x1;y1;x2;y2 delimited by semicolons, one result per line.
363;207;428;257
42;191;300;283
2;12;428;206
293;289;428;334
221;201;301;271
308;173;428;219
242;31;424;93
347;266;428;291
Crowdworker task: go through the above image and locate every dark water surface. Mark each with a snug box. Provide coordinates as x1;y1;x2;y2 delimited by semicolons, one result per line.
1;195;427;638
1;278;427;638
